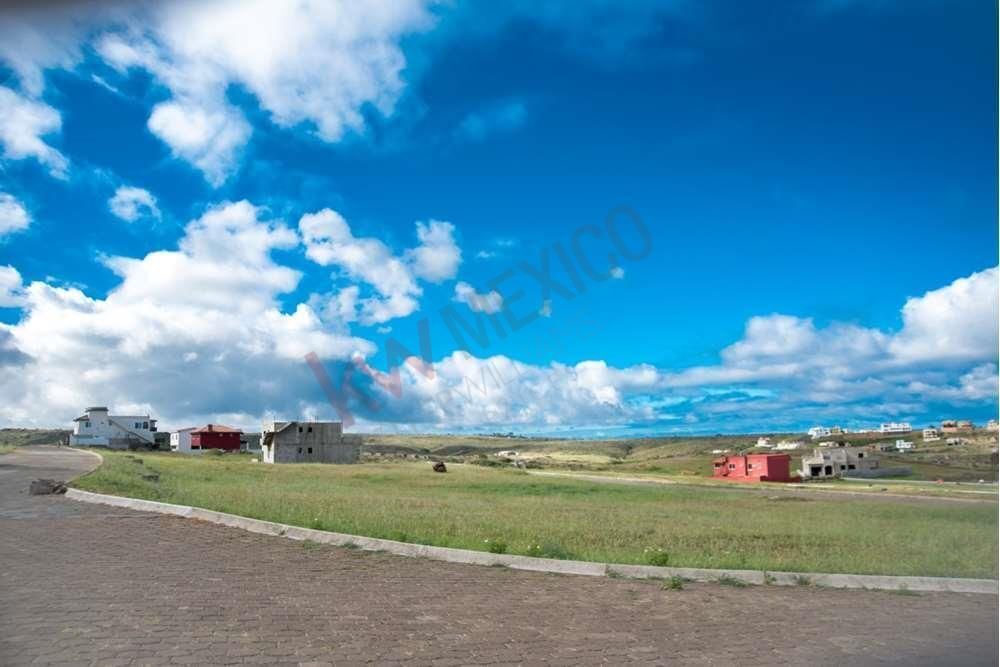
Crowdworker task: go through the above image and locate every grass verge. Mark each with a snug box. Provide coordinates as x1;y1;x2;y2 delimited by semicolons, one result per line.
72;451;998;578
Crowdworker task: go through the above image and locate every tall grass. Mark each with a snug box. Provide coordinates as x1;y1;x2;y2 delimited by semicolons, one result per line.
74;451;998;578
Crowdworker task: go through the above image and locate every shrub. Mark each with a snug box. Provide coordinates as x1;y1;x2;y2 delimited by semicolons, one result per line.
484;538;508;554
662;576;685;591
643;547;670;567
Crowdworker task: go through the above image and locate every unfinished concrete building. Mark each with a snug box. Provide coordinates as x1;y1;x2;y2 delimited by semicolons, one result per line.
260;420;360;464
799;446;879;480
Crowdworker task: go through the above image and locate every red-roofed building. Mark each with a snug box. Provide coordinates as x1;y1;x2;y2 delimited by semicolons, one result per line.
712;453;796;483
190;424;243;452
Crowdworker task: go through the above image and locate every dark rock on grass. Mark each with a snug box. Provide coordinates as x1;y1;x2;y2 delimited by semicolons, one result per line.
29;478;67;495
432;461;447;473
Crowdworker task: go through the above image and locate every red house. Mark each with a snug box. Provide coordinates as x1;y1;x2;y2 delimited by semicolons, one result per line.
712;453;795;483
190;424;243;452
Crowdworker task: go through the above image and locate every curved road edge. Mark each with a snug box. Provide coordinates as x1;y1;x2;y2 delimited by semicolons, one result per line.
65;485;999;595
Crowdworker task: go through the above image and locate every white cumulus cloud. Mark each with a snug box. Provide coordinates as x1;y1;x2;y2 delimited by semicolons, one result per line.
0;193;32;237
108;186;161;223
407;220;462;283
0;265;26;308
0;87;68;178
301;209;462;325
94;0;435;184
454;281;503;314
0;200;374;428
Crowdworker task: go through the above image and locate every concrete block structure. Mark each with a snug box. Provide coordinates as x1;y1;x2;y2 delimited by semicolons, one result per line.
712;453;795;482
799;446;879;480
261;420;360;464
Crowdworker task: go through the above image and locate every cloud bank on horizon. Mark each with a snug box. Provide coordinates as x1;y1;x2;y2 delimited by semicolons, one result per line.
0;0;996;433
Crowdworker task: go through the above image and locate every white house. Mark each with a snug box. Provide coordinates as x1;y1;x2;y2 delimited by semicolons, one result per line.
70;406;157;448
756;437;772;448
170;427;198;453
775;440;803;450
808;426;831;439
922;428;941;442
895;439;914;452
880;422;912;434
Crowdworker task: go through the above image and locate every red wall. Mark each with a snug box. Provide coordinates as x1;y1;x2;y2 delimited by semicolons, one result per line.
712;454;794;482
191;431;241;451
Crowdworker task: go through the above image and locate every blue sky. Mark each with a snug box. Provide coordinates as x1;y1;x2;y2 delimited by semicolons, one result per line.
0;0;996;434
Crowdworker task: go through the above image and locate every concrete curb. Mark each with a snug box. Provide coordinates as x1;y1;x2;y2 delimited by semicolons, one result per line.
65;488;999;595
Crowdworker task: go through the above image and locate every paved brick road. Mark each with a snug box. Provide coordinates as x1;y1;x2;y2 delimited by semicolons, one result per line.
1;446;996;666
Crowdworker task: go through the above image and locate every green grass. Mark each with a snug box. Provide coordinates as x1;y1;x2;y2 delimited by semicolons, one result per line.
72;451;999;578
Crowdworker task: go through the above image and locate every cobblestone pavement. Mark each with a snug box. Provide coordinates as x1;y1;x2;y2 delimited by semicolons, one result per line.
1;446;997;666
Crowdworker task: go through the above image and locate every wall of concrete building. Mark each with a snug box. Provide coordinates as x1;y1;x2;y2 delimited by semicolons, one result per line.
799;447;880;480
263;422;360;464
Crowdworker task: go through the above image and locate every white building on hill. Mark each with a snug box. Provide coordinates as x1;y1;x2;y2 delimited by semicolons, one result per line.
775;440;803;450
880;422;912;434
69;406;157;448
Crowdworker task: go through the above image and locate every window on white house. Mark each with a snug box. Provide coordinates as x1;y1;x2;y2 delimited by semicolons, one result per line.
308;447;313;454
85;421;90;428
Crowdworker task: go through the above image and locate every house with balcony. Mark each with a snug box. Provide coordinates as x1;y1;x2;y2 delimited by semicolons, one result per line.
69;406;157;449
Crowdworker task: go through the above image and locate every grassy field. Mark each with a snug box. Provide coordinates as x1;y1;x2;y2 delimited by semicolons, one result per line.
74;450;998;578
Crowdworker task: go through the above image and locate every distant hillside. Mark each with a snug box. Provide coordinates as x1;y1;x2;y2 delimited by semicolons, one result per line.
359;430;998;481
0;428;71;448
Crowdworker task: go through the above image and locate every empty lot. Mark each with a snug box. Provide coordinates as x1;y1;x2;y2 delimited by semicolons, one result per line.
0;446;997;665
74;450;998;577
